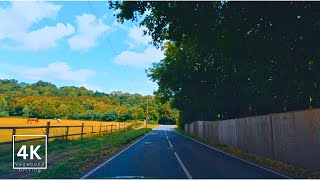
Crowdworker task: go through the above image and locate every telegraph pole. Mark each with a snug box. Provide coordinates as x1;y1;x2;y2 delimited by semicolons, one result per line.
145;97;149;127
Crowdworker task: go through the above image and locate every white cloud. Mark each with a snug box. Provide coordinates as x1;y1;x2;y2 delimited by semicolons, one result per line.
0;73;10;79
113;24;163;68
15;62;95;83
0;1;61;40
113;47;164;68
0;2;75;51
127;25;152;48
111;20;129;31
17;23;75;51
80;84;103;92
68;14;110;51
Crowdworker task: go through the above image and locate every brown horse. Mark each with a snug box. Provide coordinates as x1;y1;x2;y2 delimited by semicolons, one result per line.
27;118;39;123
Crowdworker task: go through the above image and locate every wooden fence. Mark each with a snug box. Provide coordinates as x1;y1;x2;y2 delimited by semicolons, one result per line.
184;108;320;170
0;122;131;145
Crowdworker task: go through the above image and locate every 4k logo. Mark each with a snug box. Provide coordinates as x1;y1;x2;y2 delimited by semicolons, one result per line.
13;135;47;169
17;145;42;160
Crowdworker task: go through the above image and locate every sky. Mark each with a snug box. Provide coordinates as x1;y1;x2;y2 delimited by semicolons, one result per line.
0;1;164;95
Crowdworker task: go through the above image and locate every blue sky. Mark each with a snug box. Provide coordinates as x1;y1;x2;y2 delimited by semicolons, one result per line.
0;1;163;95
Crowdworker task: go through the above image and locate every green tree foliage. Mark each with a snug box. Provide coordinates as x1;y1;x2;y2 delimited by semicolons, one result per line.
56;104;68;118
0;79;178;123
22;105;31;117
110;2;320;127
0;96;9;117
103;109;118;121
158;102;179;125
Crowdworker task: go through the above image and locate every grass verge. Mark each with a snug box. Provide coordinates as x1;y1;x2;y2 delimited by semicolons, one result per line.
0;128;151;179
174;128;320;179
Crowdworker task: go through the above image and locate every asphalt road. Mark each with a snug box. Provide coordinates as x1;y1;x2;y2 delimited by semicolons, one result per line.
82;125;288;179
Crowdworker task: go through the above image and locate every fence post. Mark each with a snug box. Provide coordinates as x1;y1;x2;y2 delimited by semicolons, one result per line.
11;128;16;151
119;122;120;131
66;126;69;140
91;125;94;134
80;123;84;140
111;123;113;133
12;128;16;142
269;115;275;159
45;122;50;139
99;123;102;133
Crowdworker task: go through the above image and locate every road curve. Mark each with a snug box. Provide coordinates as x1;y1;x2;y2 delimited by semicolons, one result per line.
82;125;288;179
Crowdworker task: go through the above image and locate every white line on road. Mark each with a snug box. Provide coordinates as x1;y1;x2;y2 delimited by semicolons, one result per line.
164;129;173;149
80;128;156;179
164;129;169;138
165;128;191;179
173;129;291;179
174;152;192;179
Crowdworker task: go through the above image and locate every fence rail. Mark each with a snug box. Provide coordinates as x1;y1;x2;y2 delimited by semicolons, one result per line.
0;122;131;145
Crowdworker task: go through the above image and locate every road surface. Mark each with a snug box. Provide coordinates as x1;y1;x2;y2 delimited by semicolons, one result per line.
82;125;288;179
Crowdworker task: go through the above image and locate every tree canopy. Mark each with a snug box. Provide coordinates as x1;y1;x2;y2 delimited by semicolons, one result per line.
109;2;320;127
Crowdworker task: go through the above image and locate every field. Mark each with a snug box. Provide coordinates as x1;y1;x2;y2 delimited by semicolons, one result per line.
0;117;130;143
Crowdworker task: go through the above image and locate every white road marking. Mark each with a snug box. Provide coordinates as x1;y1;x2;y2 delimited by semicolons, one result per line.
168;140;173;148
164;129;169;140
164;129;173;148
173;129;291;179
174;152;192;179
165;128;191;178
80;128;158;179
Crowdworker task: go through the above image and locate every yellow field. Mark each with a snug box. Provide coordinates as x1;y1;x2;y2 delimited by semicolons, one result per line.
0;117;130;143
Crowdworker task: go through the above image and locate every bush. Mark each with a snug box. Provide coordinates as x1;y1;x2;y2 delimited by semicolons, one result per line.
102;110;118;121
128;120;144;129
147;120;158;125
0;111;9;117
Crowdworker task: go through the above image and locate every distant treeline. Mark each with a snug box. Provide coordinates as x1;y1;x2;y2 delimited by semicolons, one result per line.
0;79;178;123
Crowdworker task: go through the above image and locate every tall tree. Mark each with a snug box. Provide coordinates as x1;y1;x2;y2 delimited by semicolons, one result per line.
110;2;320;127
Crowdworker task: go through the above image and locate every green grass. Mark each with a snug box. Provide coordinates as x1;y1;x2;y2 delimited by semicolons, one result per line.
0;144;12;176
0;128;151;178
174;128;320;179
0;140;46;178
127;120;144;129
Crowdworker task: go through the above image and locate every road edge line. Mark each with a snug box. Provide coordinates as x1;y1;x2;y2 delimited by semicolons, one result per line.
80;128;156;179
173;129;291;179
